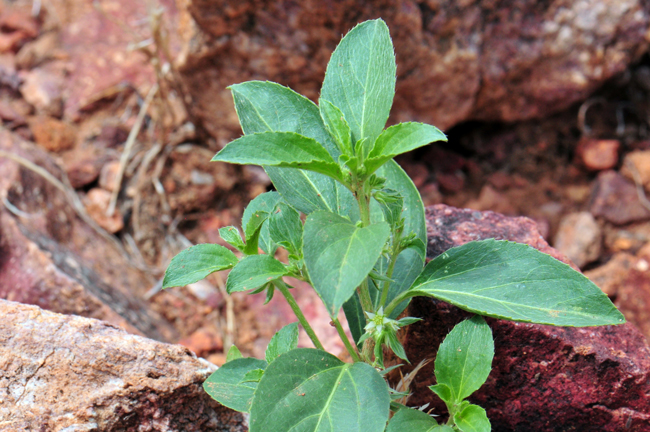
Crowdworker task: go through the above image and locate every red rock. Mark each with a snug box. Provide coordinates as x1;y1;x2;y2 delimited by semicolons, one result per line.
0;99;25;125
0;30;29;53
436;172;465;193
589;170;650;225
83;188;124;234
15;31;62;69
397;204;650;431
584;253;637;297
178;326;224;357
64;146;111;188
575;137;620;171
465;184;517;215
553;211;602;268
0;9;39;38
0;300;245;430
29;115;76;152
178;0;650;140
98;160;121;191
622;150;650;189
617;266;650;343
19;68;63;117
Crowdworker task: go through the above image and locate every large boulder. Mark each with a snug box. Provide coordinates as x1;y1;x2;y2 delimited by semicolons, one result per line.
176;0;650;143
0;299;246;431
399;205;650;431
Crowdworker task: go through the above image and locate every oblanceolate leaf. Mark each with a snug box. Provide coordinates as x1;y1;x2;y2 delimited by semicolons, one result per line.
229;81;356;217
226;345;243;362
162;244;238;288
320;98;353;156
249;348;390;432
409;239;626;326
434;316;494;403
265;322;299;363
365;122;447;174
226;254;288;294
387;408;453;432
242;191;281;255
219;226;245;252
268;202;303;256
203;357;268;413
303;211;390;316
321;19;396;151
213;131;344;182
453;404;491;432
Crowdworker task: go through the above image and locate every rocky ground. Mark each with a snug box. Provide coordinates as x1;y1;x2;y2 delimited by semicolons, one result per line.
2;0;650;430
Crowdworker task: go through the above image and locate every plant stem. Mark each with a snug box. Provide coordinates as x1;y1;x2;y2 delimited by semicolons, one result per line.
332;317;361;362
275;280;325;351
379;239;401;309
384;290;417;317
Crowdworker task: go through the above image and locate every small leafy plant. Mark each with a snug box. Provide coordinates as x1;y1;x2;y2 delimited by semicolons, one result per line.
163;19;625;431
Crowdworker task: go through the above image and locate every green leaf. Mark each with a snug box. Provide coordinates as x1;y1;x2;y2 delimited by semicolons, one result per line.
429;383;452;405
249;348;390;432
385;330;408;362
269;202;303;256
265;322;299;363
365;122;447;174
434;316;494;403
321;19;396;150
409;239;626;326
226;345;243;363
242;191;282;255
303;211;390;316
243;211;269;255
386;408;442;432
377;249;424;318
378;160;426;259
162;244;238;288
230;81;340;158
213;131;344;182
226;254;288;294
454;404;491;432
320;98;353;156
241;368;265;383
219;226;245;252
203;357;267;413
228;81;356;217
343;293;366;345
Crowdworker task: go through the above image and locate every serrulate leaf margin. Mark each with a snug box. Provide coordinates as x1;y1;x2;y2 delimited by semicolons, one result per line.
229;80;356;217
320;18;396;150
203;357;268;413
409;239;625;326
433;316;494;403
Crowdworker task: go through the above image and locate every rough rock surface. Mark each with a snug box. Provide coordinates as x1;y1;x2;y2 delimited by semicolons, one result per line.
590;170;650;225
618;266;650;342
0;129;179;342
177;0;650;143
399;204;650;431
0;299;246;431
553;211;602;269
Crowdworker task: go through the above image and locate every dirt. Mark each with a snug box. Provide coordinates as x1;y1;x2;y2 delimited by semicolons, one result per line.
1;0;650;366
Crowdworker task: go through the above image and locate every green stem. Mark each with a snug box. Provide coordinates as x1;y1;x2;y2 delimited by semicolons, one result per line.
275;280;325;351
332;317;361;362
384;290;417;317
379;236;402;309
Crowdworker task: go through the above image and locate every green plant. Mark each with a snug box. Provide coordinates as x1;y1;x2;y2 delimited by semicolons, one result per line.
162;19;625;432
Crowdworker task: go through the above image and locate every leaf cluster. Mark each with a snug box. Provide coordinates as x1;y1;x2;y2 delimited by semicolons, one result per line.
161;18;625;432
